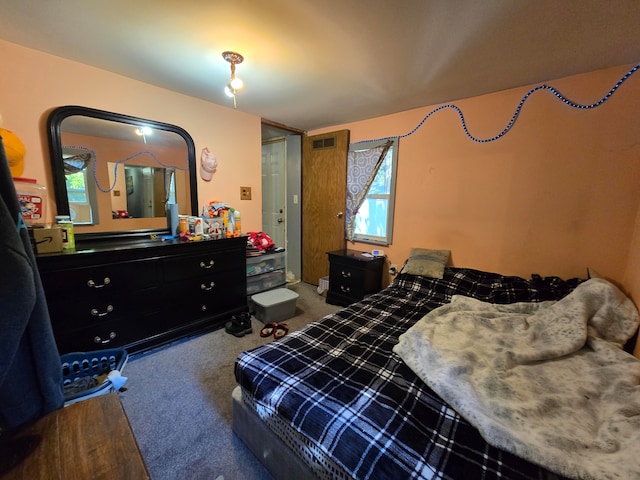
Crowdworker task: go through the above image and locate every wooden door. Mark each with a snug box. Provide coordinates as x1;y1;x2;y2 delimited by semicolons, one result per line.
153;168;166;217
302;130;349;284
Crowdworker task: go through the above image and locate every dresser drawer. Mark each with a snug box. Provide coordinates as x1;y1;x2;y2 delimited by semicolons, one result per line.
54;312;162;353
164;250;242;281
164;271;246;316
40;259;161;298
48;286;162;332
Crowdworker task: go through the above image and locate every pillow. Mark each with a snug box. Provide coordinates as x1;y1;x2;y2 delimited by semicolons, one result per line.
401;248;450;278
587;267;604;279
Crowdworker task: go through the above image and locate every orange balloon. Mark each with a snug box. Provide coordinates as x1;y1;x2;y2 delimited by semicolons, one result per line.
0;128;26;177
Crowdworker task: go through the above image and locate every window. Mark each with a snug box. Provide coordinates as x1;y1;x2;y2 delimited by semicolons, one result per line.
346;138;398;246
65;169;89;203
63;150;99;225
65;168;95;224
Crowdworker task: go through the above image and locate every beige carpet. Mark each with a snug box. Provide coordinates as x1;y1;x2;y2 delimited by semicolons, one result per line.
120;282;340;480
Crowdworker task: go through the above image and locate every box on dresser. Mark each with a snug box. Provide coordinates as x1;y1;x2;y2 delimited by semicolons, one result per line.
36;236;247;355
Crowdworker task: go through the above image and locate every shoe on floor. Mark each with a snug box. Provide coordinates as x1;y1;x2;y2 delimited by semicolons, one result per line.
225;312;252;337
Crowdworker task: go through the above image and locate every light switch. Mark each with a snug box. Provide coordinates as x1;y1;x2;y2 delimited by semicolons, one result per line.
293;194;298;204
240;186;252;200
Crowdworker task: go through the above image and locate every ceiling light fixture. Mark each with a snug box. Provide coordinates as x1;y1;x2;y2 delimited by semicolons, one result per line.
222;51;244;109
135;126;152;144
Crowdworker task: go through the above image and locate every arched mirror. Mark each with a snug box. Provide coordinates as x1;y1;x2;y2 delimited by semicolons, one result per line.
47;106;197;241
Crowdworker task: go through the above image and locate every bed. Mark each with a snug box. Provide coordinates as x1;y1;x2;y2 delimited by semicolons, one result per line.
233;266;640;480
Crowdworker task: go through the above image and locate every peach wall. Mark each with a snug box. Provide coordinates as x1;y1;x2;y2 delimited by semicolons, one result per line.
311;64;640;290
0;39;263;232
2;39;638;353
626;206;640;357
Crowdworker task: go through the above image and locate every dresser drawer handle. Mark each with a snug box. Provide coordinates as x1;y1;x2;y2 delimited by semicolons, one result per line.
87;277;111;288
200;260;215;269
340;271;351;278
340;285;351;293
94;331;116;344
201;281;215;291
91;305;114;317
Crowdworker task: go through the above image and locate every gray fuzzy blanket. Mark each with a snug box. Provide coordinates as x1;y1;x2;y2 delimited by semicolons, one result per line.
394;278;640;480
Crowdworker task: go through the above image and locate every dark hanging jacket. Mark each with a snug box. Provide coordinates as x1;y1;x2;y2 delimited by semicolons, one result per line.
0;134;63;431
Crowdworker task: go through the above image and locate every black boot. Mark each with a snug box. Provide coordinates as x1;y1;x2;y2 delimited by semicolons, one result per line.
224;312;252;337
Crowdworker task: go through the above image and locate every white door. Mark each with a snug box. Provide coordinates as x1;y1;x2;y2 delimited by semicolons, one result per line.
142;167;154;217
261;139;286;249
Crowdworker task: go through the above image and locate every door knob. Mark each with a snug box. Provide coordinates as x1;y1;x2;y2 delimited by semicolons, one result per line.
336;212;343;218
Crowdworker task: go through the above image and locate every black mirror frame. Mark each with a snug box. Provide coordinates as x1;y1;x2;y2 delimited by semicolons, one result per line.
47;105;198;242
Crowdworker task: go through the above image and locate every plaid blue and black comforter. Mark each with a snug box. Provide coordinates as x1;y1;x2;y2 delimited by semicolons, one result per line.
235;267;583;480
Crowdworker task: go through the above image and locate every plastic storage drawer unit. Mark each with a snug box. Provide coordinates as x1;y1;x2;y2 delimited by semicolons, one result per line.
246;250;286;276
251;288;299;324
247;270;286;295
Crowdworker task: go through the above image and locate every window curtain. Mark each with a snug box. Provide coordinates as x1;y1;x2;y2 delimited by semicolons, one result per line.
345;140;392;241
63;153;92;174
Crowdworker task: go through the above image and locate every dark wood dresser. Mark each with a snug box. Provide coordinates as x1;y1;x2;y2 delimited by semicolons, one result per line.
36;236;247;355
326;249;385;307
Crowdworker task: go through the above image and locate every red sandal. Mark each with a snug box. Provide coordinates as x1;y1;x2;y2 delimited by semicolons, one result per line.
259;322;278;338
273;323;288;339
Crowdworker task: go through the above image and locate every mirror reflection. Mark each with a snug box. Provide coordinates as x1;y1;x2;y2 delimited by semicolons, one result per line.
48;106;197;237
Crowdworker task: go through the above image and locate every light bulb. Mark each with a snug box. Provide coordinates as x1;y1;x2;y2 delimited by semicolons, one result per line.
135;126;152;136
224;84;235;97
230;77;243;90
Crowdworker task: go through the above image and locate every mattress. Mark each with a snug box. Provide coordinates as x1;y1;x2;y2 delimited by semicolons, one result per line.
234;267;582;479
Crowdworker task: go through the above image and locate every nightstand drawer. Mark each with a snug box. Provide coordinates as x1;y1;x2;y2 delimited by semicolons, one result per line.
329;264;367;298
326;249;384;307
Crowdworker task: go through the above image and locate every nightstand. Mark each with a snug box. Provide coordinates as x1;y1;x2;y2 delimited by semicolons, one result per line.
326;249;384;306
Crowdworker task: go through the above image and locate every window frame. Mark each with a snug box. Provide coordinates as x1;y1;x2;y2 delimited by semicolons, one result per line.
63;154;99;225
348;138;399;246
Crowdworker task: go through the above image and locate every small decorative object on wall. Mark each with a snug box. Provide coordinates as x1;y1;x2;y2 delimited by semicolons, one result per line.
358;63;640;146
200;147;217;181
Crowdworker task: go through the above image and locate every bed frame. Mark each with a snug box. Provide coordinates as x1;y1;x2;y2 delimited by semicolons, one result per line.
232;386;316;479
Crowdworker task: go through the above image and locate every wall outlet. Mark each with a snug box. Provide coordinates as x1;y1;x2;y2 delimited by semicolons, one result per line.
240;186;252;200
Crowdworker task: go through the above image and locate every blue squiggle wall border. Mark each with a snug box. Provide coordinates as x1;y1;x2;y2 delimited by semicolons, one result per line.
63;145;188;193
360;63;639;145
